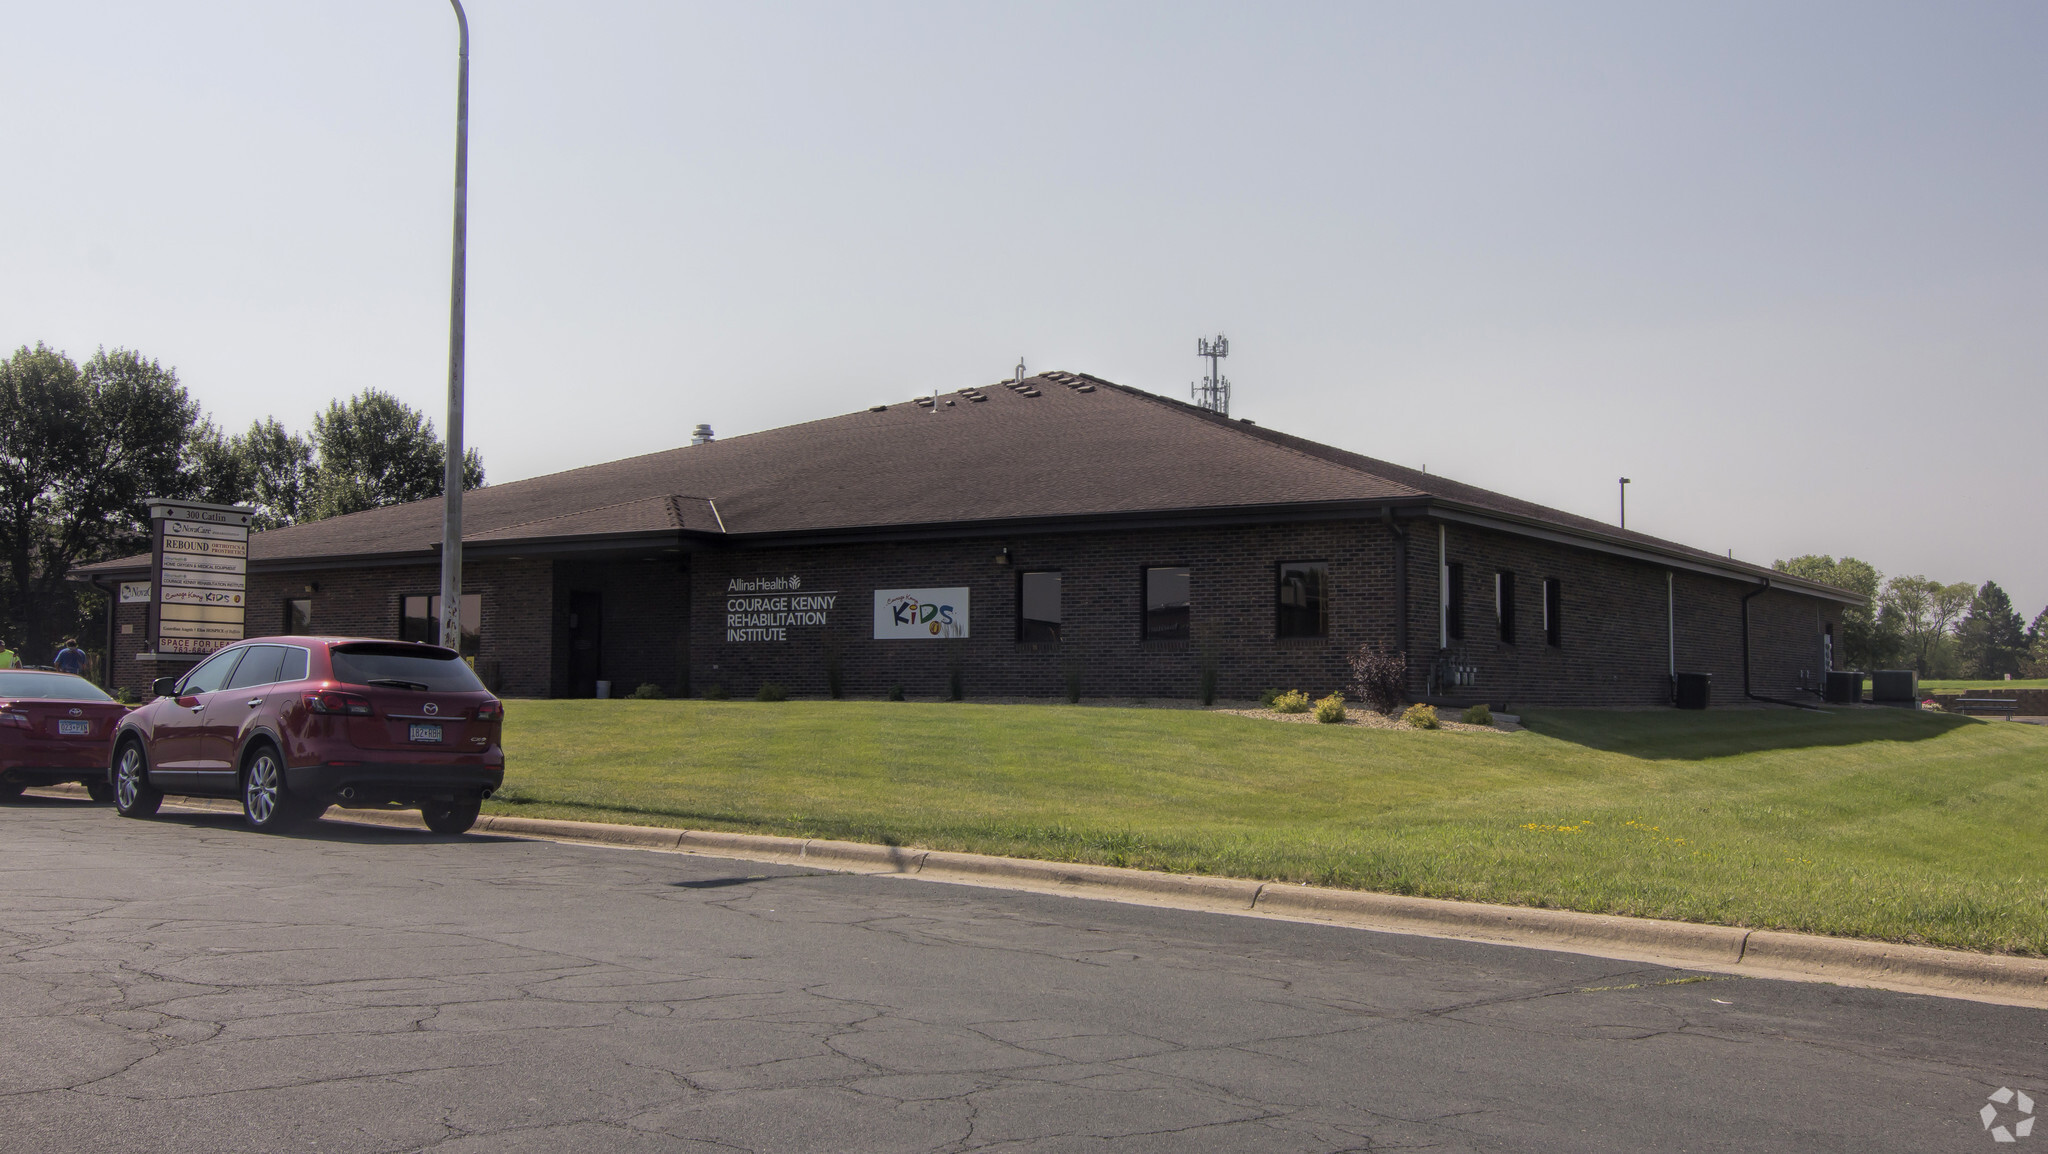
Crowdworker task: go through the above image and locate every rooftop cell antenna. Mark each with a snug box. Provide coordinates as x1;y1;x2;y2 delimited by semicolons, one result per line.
1191;334;1230;415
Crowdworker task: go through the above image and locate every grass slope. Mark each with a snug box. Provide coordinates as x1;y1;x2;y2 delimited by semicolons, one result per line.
491;701;2048;954
1918;678;2048;691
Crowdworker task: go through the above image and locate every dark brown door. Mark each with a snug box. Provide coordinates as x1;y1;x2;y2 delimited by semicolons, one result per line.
568;591;602;698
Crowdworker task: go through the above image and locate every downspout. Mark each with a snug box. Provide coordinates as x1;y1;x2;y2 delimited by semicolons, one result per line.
1741;577;1824;711
1380;508;1408;657
1667;571;1675;696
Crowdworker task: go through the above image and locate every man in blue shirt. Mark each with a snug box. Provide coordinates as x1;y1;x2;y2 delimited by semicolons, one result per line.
53;638;88;676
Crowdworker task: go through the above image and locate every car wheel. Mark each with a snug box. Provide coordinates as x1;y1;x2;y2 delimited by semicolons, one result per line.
112;742;163;818
85;777;114;804
241;746;311;831
420;796;482;836
0;779;25;801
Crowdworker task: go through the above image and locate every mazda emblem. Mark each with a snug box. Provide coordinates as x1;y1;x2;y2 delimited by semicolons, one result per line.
423;702;439;715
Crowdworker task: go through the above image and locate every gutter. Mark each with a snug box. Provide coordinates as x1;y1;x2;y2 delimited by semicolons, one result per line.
1741;578;1826;712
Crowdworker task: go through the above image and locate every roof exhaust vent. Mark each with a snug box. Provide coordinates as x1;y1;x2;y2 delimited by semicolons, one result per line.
691;424;714;445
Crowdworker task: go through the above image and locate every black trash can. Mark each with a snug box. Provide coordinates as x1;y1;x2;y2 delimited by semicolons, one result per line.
1824;670;1865;704
1674;672;1712;710
1872;670;1918;704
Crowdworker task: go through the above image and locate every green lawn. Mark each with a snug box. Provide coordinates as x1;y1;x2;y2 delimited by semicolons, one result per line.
490;700;2048;955
1918;678;2048;691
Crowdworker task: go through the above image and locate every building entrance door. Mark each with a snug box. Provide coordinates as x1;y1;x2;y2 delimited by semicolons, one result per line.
568;590;603;697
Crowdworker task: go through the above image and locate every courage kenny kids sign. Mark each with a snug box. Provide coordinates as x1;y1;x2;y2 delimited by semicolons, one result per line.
873;588;969;639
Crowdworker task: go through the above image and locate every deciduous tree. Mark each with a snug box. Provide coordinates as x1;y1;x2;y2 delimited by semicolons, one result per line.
307;390;482;520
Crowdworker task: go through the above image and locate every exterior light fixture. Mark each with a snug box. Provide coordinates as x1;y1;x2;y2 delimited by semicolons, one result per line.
994;547;1012;566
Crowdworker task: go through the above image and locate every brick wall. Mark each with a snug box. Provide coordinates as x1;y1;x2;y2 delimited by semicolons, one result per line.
551;559;689;697
110;557;555;699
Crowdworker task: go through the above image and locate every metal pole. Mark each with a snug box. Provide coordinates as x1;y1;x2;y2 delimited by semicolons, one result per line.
1618;477;1630;530
439;0;470;653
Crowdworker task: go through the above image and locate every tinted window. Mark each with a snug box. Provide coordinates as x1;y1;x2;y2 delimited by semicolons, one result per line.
1446;562;1465;642
284;598;312;633
179;648;246;695
1496;570;1517;644
1276;561;1328;639
1544;578;1562;647
0;672;114;701
1144;567;1190;641
401;593;481;657
279;647;310;683
330;644;486;692
1019;571;1061;643
225;645;286;689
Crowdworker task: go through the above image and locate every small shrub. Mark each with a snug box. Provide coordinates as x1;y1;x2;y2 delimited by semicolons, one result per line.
825;653;843;700
1460;703;1493;726
112;685;138;705
1063;665;1082;704
887;684;906;702
1258;688;1282;708
1313;692;1346;723
701;683;728;701
754;682;788;702
1198;666;1218;707
1271;689;1312;714
1402;703;1440;729
948;666;964;701
1348;643;1407;714
630;682;666;700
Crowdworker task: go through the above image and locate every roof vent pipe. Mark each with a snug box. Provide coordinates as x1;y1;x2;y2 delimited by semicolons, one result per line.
691;424;714;446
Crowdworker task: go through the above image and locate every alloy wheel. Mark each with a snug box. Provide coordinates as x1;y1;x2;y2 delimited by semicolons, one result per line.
244;753;281;826
115;747;142;809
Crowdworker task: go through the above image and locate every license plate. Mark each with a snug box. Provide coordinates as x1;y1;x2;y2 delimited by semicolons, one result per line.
58;719;91;736
408;723;443;744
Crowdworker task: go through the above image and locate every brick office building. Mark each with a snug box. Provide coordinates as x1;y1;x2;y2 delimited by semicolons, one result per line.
76;372;1857;708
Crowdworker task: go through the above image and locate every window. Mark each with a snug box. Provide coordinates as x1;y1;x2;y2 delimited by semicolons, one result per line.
1143;567;1190;641
280;647;309;682
1446;562;1465;642
400;593;481;656
178;647;245;696
1496;571;1516;644
330;643;487;692
1276;561;1329;639
1543;578;1561;647
225;644;286;689
1018;571;1062;643
284;598;311;634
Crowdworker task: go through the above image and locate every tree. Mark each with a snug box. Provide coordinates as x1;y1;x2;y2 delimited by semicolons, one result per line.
1774;554;1897;669
2026;605;2048;678
0;345;210;659
231;418;316;529
1879;575;1977;676
307;390;483;520
1956;581;2028;679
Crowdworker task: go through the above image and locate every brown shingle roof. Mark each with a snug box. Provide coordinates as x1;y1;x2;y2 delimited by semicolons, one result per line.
72;372;1858;603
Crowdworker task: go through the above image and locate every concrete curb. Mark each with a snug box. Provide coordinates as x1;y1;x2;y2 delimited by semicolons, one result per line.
31;787;2048;1009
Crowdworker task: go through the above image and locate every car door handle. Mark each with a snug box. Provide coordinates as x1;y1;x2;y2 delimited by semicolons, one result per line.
246;697;263;707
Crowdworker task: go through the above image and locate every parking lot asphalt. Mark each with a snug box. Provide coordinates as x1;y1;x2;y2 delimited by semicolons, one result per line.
1;795;2041;1153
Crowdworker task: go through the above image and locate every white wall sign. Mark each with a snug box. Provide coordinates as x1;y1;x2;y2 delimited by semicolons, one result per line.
148;499;254;655
723;576;836;642
873;587;969;639
119;581;152;604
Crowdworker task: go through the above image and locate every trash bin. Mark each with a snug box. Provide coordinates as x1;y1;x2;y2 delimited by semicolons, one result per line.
1871;670;1918;704
595;680;612;699
1823;671;1863;704
1674;672;1712;710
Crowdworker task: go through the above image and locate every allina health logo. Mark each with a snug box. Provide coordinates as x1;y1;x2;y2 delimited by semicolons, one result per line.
1984;1087;2036;1143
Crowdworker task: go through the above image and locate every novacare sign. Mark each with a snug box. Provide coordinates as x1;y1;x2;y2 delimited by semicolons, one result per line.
874;588;969;639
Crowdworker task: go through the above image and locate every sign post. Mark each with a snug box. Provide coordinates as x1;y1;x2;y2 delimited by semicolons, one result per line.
146;500;256;662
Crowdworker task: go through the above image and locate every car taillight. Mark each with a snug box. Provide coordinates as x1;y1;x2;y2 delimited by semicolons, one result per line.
475;700;503;722
0;711;29;729
303;691;373;716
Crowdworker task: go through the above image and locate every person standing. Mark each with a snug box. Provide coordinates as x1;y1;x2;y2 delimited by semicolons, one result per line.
0;639;16;669
54;638;88;676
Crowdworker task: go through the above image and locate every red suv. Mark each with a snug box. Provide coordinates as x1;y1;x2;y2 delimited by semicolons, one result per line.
109;636;504;834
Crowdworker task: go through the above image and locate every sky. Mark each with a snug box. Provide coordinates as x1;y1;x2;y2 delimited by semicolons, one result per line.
5;1;2043;619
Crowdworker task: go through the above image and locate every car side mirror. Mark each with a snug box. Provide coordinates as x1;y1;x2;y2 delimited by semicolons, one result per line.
151;676;179;699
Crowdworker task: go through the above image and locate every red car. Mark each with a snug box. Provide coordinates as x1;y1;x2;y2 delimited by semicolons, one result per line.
110;636;504;834
0;670;132;802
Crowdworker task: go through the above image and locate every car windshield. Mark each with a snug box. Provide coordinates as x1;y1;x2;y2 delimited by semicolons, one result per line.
0;672;115;702
328;644;486;693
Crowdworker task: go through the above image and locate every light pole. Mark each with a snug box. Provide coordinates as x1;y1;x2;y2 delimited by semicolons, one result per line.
439;0;470;654
1618;477;1631;530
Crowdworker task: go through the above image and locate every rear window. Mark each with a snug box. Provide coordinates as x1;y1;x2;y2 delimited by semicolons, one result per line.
328;644;486;692
0;672;115;702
